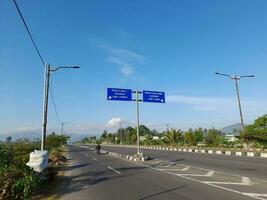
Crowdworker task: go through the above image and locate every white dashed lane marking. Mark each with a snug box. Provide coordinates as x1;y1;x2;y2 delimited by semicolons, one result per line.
108;166;121;174
92;157;97;161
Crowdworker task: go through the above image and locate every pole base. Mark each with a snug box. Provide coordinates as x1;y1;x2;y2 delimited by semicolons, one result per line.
243;143;249;150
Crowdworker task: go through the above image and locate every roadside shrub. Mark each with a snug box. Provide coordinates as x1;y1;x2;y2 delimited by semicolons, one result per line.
11;166;40;200
46;133;69;150
0;144;41;200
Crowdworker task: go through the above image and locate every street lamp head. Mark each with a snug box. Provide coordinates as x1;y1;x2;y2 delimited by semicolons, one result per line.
240;75;255;79
72;66;80;69
214;72;232;78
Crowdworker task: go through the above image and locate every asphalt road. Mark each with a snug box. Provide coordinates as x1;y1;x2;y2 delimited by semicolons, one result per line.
58;145;267;200
98;145;267;181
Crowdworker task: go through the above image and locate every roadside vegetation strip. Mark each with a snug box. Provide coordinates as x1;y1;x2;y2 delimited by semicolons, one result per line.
0;134;69;200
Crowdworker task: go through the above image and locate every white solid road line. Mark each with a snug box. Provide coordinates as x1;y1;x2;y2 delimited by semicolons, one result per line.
92;157;97;161
163;162;175;167
108;166;121;174
203;177;252;186
181;166;191;171
157;168;188;171
157;166;191;171
243;193;267;198
152;167;266;200
107;151;267;200
179;171;215;177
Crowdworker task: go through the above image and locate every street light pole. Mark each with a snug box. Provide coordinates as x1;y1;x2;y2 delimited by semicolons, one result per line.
215;72;255;149
234;76;245;143
41;65;80;151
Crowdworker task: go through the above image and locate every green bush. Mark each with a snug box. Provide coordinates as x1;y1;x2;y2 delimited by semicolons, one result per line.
46;133;69;150
0;144;40;200
11;166;40;200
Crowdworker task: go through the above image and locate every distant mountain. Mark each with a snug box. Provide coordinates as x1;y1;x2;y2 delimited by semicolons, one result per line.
220;123;242;136
0;131;90;142
0;132;41;142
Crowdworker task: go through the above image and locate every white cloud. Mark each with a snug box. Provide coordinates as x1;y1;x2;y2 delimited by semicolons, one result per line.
116;29;132;39
107;117;122;127
120;64;134;77
106;57;124;65
106;56;134;77
99;44;145;78
167;95;266;112
110;48;144;62
99;45;145;62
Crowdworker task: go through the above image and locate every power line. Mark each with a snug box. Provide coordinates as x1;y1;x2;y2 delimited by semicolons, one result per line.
12;0;45;66
12;0;62;126
12;1;79;72
49;79;61;124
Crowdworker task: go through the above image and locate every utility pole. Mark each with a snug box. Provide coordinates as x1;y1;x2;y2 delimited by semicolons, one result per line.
41;63;50;151
61;123;63;135
215;72;255;150
41;65;80;151
166;123;169;131
61;121;70;135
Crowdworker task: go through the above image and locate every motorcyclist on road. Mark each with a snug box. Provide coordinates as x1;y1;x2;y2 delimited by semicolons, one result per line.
96;143;101;155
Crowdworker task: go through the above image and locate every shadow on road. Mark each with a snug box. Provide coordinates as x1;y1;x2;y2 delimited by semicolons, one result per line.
67;149;93;153
139;185;187;200
65;163;91;171
57;165;148;197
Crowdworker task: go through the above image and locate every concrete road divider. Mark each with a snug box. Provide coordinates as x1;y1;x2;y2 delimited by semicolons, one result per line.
107;151;151;162
142;146;267;158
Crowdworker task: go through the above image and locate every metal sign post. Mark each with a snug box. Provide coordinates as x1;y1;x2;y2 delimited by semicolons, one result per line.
107;88;165;156
134;90;141;155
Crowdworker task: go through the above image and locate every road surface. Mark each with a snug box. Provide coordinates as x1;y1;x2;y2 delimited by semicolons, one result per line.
100;145;267;180
57;145;267;200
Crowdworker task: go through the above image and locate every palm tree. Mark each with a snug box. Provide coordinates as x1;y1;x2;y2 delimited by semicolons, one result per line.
144;134;153;145
164;129;183;146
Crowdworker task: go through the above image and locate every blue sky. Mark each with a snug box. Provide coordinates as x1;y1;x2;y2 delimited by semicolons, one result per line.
1;0;267;138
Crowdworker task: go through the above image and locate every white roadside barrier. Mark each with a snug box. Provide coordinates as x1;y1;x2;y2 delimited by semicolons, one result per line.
216;150;222;155
100;144;267;159
247;152;255;157
26;150;48;172
141;146;267;158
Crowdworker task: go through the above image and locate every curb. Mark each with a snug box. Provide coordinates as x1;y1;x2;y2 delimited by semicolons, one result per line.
143;146;267;158
107;151;147;162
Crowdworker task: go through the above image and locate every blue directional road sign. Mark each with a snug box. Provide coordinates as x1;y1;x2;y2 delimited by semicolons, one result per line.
143;90;165;103
107;88;132;101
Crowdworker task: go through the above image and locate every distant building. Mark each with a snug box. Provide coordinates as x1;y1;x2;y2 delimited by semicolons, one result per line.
225;134;238;142
152;136;159;140
140;136;145;141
